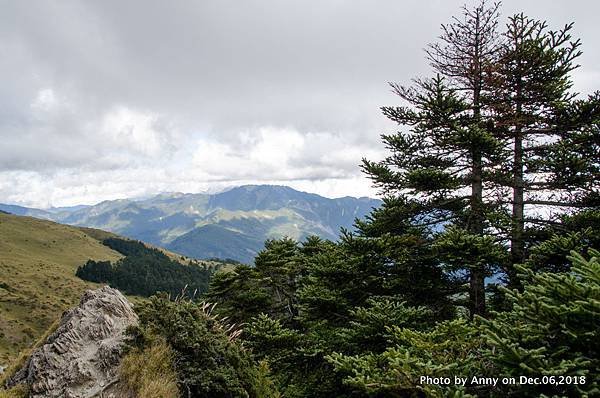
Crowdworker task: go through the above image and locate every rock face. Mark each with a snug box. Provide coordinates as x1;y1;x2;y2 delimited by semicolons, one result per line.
7;286;137;398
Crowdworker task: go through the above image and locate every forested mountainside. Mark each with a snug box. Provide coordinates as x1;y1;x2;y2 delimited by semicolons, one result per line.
76;237;216;298
0;185;380;263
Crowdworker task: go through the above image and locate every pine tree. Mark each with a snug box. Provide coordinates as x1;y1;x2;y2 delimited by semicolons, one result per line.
479;250;600;396
524;209;600;273
205;265;275;324
488;14;600;286
362;1;504;316
327;318;485;397
253;238;302;322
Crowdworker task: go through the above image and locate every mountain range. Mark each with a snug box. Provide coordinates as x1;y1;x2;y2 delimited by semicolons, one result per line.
1;185;381;263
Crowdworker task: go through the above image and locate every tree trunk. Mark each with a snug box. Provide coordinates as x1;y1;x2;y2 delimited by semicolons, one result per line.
469;25;486;317
470;152;486;317
509;77;525;290
509;127;524;289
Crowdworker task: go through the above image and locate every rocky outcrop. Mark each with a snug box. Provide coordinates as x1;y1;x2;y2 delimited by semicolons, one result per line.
7;286;137;398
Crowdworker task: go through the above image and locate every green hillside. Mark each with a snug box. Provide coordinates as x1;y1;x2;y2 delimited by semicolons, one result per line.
0;213;123;365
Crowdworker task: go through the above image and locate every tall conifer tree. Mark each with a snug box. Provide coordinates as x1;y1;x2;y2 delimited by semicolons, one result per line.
362;1;503;316
489;15;600;286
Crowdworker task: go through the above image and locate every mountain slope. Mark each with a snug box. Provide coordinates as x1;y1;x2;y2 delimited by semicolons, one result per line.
168;224;266;263
0;204;52;219
0;213;124;365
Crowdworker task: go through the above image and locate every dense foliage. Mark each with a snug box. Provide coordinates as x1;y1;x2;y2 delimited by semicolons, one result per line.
480;250;600;397
205;234;457;397
328;250;600;397
76;238;213;298
126;294;278;398
207;238;599;397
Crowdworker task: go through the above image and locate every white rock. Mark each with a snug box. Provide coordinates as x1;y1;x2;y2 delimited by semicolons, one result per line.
6;286;138;398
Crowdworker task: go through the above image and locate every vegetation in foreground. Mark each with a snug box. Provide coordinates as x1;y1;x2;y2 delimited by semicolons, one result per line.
0;384;27;398
118;337;180;398
125;294;278;398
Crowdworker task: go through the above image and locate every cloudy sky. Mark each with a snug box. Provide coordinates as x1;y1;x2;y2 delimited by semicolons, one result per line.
1;0;598;207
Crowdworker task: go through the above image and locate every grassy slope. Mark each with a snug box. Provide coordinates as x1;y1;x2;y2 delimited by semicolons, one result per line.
0;213;123;365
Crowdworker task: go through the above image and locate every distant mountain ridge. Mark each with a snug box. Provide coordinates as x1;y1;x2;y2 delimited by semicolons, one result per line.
0;185;381;263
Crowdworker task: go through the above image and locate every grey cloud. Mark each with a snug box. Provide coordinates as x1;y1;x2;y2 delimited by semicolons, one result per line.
0;0;598;205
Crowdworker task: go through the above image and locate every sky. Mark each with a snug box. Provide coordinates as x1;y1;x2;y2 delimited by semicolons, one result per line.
1;0;598;208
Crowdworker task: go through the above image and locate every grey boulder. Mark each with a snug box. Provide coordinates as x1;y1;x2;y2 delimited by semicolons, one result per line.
7;286;138;398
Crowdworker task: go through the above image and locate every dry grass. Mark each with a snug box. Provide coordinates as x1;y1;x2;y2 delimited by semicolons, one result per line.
75;226;120;242
0;384;28;398
0;320;59;389
0;213;122;365
118;338;179;398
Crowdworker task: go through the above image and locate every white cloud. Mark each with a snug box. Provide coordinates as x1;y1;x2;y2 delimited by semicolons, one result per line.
0;122;385;208
192;126;385;182
99;107;168;158
0;168;380;209
248;127;305;169
31;88;59;113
